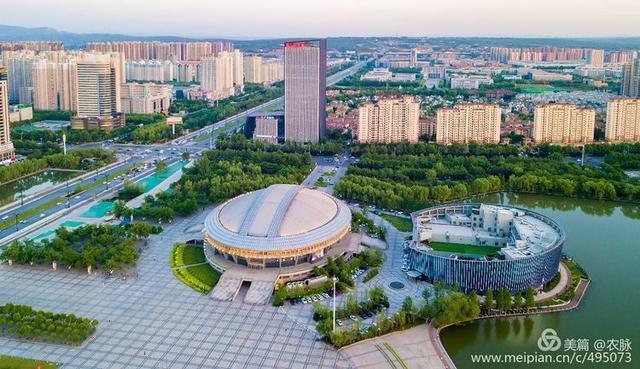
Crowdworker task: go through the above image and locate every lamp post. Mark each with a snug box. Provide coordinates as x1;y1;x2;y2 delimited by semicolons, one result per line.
332;277;338;332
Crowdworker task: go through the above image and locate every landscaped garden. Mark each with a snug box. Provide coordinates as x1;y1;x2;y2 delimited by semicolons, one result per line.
0;303;98;346
170;244;221;294
426;242;502;257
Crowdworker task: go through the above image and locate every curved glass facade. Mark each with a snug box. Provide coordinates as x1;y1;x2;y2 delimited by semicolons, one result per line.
407;204;564;293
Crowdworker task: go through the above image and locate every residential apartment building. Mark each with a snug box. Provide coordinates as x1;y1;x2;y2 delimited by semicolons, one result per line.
357;96;420;143
284;40;326;143
0;67;15;162
436;104;501;144
606;98;640;142
585;49;605;68
32;57;77;111
1;50;36;103
244;56;284;84
622;58;640;97
200;52;237;100
121;82;171;114
533;104;596;144
86;41;233;61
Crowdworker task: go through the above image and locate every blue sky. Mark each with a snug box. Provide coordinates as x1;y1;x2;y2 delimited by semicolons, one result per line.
2;0;639;38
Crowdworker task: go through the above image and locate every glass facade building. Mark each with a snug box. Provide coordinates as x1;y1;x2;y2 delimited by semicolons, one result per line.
407;204;564;293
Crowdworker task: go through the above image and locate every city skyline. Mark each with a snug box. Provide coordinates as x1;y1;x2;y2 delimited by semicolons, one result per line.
2;0;640;39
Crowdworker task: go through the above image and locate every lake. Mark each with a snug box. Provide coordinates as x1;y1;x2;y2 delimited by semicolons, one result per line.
441;193;640;369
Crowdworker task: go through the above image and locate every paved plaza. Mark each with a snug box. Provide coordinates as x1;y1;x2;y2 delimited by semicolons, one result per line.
0;208;351;369
282;213;432;331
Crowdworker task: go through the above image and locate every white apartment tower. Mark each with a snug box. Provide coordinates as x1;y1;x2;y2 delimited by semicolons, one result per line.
358;96;420;143
606;98;640;142
533;104;596;144
436;104;501;144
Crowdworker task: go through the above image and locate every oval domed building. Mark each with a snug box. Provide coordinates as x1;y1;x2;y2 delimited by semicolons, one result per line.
204;184;352;269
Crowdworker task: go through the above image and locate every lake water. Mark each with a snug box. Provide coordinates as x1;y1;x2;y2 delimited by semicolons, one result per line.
441;193;640;369
0;170;80;206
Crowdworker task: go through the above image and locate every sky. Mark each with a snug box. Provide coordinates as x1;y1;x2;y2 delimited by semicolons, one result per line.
2;0;640;39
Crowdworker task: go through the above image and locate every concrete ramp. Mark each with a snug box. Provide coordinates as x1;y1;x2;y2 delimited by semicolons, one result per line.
209;276;242;301
244;281;275;305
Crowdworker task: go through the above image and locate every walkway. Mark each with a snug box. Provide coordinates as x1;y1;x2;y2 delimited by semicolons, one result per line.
341;324;446;369
535;261;570;302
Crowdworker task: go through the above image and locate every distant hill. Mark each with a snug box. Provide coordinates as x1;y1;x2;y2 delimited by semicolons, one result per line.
1;24;639;51
0;24;204;47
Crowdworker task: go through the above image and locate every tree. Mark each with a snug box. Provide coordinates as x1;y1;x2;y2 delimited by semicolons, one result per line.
316;318;333;337
485;288;494;312
525;287;536;309
181;151;191;161
422;288;432;302
513;291;523;310
155;160;168;173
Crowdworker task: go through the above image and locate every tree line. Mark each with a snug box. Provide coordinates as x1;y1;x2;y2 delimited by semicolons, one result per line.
0;303;98;346
335;144;640;212
133;146;314;222
1;223;161;272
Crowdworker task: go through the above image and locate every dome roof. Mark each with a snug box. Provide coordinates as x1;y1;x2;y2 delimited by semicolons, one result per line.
204;184;352;252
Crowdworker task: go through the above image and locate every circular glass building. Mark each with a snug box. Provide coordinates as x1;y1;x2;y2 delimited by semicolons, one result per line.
406;203;564;292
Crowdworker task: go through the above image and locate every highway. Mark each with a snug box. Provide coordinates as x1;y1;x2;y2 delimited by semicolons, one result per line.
0;59;369;243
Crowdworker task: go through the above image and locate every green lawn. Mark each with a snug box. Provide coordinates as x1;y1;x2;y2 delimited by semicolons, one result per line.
427;242;502;257
0;355;59;369
182;245;206;265
170;243;220;294
380;214;413;232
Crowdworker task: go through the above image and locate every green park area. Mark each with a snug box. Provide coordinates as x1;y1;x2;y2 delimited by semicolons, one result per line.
170;244;221;294
380;213;413;232
427;242;502;257
0;355;59;369
517;85;570;93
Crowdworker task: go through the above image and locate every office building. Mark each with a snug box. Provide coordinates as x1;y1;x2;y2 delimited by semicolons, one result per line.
0;67;15;162
284;40;326;143
120;82;172;114
585;49;605;68
533;104;596;144
422;65;446;80
450;76;493;89
357;96;419;143
606;98;640;142
436;104;501;144
622;58;640;97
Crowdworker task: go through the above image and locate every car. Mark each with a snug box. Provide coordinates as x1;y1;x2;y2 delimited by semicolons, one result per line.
350;315;357;321
321;293;330;299
0;215;8;220
74;196;80;200
336;320;344;326
39;213;46;218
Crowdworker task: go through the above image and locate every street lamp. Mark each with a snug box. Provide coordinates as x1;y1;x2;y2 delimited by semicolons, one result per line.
332;277;338;332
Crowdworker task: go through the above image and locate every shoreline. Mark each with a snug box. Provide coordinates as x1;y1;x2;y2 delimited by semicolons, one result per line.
433;277;591;369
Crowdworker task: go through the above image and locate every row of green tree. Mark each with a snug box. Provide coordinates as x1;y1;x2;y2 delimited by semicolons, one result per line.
314;284;481;348
0;303;98;346
0;149;115;184
335;147;640;211
484;287;537;313
1;223;161;272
